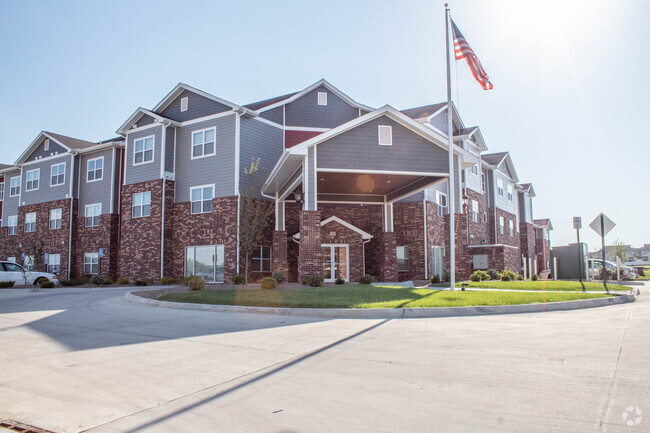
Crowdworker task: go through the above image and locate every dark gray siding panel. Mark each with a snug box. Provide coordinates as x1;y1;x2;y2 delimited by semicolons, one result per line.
165;127;175;173
136;114;156;127
239;118;283;200
429;112;447;134
2;170;21;227
27;137;67;162
21;155;72;205
285;85;358;128
494;170;516;214
174;114;237;202
159;89;232;122
125;125;163;185
113;149;123;213
78;149;114;216
464;165;482;193
398;191;424;202
260;106;283;124
317;116;449;174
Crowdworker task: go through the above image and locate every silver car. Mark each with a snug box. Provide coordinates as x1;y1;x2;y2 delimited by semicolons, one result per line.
0;261;59;286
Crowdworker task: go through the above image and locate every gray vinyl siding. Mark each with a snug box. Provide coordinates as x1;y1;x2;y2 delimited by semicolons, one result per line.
317;116;449;174
239;118;283;199
20;155;72;205
260;106;283;124
464;166;482;193
136;114;156;127
174;114;236;202
78;149;114;216
482;168;490;212
26;137;67;162
498;161;515;179
307;147;316;210
124;125;163;185
428;112;461;135
113;149;123;213
493;170;516;214
159;89;233;122
422;155;460;211
519;192;533;223
72;155;80;198
165;127;175;173
2;170;21;227
285;85;359;129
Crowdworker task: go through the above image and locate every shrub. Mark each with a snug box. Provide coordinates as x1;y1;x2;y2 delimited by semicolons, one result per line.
260;277;278;290
160;276;175;285
303;274;324;287
442;271;451;283
0;281;15;288
486;269;499;280
430;274;440;284
335;277;345;285
187;276;205;291
232;274;246;285
39;281;55;289
358;274;377;285
102;278;113;286
516;274;524;281
531;274;539;281
272;272;286;284
470;271;490;282
135;278;149;286
499;270;519;282
90;275;105;286
116;277;130;285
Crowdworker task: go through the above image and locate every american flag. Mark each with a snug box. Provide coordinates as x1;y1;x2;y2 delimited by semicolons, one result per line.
451;19;493;90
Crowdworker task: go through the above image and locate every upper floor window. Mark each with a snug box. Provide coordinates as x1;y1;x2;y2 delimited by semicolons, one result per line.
497;179;504;197
499;216;505;234
190;185;214;214
437;192;448;217
25;212;36;232
85;203;101;227
471;200;479;222
132;192;151;218
509;219;514;236
470;164;479;176
317;92;327;106
7;215;17;235
44;139;50;151
10;177;20;197
180;96;189;112
191;128;216;159
87;157;103;182
507;184;513;201
396;246;409;272
25;169;39;191
378;125;392;146
49;208;62;230
481;173;486;192
51;162;66;186
134;136;154;165
252;246;271;272
0;182;3;201
47;253;61;275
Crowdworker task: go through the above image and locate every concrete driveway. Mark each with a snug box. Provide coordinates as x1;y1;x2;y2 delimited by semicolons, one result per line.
0;284;647;433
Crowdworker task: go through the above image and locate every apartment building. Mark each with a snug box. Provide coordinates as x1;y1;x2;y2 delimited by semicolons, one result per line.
0;79;552;283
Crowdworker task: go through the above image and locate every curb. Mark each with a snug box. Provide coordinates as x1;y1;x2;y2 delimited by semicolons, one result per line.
124;290;636;319
0;285;173;295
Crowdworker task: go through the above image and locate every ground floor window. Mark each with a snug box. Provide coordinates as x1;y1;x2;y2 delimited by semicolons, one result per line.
252;246;271;272
84;253;99;275
185;245;225;283
47;254;61;274
397;246;409;272
7;257;16;263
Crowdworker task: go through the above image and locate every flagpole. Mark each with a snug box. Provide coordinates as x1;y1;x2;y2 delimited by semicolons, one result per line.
445;4;456;291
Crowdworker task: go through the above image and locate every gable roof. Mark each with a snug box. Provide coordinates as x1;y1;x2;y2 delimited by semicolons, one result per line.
534;218;554;230
255;79;374;113
0;163;12;170
152;83;241;114
116;107;175;135
400;102;447;120
518;183;536;197
15;131;95;165
481;152;507;166
292;216;373;240
244;92;299;111
482;151;519;182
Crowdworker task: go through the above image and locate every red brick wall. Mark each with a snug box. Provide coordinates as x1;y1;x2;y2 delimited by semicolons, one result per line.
320;220;364;281
488;207;520;247
519;222;536;260
298;210;322;282
393;202;425;281
468;245;521;274
425;201;446;278
73;213;119;280
466;189;490;245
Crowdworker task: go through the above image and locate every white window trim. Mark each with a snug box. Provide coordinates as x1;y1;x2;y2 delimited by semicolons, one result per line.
0;182;4;201
85;203;102;227
190;184;215;214
252;246;272;272
7;215;18;235
24;212;36;233
84;252;99;275
132;191;151;218
133;135;156;166
44;139;50;151
396;246;410;272
317;92;327;106
9;177;20;197
49;208;62;230
47;253;61;274
180;96;189;112
50;162;66;187
190;127;217;160
25;168;40;192
87;156;104;183
378;125;392;146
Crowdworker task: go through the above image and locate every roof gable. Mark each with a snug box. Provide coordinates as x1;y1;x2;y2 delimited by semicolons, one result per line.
116;107;170;135
293;216;373;240
152;83;239;121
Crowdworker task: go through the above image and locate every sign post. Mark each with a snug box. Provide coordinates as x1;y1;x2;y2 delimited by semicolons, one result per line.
573;217;584;290
589;213;616;293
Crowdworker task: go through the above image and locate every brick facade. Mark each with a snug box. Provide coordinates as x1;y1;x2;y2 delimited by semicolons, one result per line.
393;202;425;281
72;213;119;280
519;222;536;261
298;210;322;282
320;220;364;281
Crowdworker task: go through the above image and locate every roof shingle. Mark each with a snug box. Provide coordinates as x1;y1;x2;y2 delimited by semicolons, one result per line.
244;92;299;111
481;152;508;166
45;131;98;150
400;102;447;120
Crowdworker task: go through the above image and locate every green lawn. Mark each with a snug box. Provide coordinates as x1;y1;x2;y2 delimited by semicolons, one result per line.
157;286;611;309
458;280;631;291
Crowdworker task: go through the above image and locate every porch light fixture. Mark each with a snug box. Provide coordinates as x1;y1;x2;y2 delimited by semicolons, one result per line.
294;191;304;204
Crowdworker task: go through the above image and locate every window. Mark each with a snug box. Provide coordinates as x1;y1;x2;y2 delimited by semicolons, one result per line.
378;125;392;146
47;254;61;274
317;92;327;106
24;255;34;271
84;253;99;274
509;220;514;236
191;128;216;159
7;257;16;263
483;212;488;223
180;96;188;112
133;136;154;165
25;169;39;191
0;182;3;200
185;245;225;282
44;139;50;151
470;164;479;176
396;246;409;272
25;212;36;232
10;177;20;197
499;216;505;234
252;246;271;272
471;200;479;222
51;162;66;186
190;185;214;214
497;179;504;197
49;208;62;230
87;157;103;182
481;173;486;192
437;192;448;217
85;203;101;227
7;216;17;235
132;192;151;218
507;184;513;201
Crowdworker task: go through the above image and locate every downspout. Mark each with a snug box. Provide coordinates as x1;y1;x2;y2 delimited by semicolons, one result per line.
422;190;428;280
67;151;77;279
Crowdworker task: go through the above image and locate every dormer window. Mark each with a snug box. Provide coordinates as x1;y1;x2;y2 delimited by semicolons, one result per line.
378;125;392;146
44;139;50;151
181;96;189;112
317;92;327;106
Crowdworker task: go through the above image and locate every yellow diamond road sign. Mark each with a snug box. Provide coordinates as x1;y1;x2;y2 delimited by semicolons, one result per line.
589;213;615;237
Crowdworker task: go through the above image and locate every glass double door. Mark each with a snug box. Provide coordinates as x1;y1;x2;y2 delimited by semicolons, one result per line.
321;244;349;282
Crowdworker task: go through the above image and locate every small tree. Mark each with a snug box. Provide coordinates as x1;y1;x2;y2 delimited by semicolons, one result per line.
238;158;274;285
30;240;45;272
610;239;628;263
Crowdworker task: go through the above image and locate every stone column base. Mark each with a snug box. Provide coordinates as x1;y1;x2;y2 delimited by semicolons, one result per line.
272;230;289;278
378;231;398;282
298;210;322;283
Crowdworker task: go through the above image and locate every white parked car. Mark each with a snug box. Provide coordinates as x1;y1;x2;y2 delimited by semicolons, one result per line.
587;259;638;280
0;261;59;286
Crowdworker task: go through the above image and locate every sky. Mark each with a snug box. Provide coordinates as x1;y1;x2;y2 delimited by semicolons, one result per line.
1;0;648;250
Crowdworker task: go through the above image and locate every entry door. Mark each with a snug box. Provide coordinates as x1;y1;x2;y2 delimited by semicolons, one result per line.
321;244;349;282
431;246;444;279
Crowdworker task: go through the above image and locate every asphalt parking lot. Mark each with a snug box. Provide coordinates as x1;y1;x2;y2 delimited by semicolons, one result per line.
0;283;647;433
